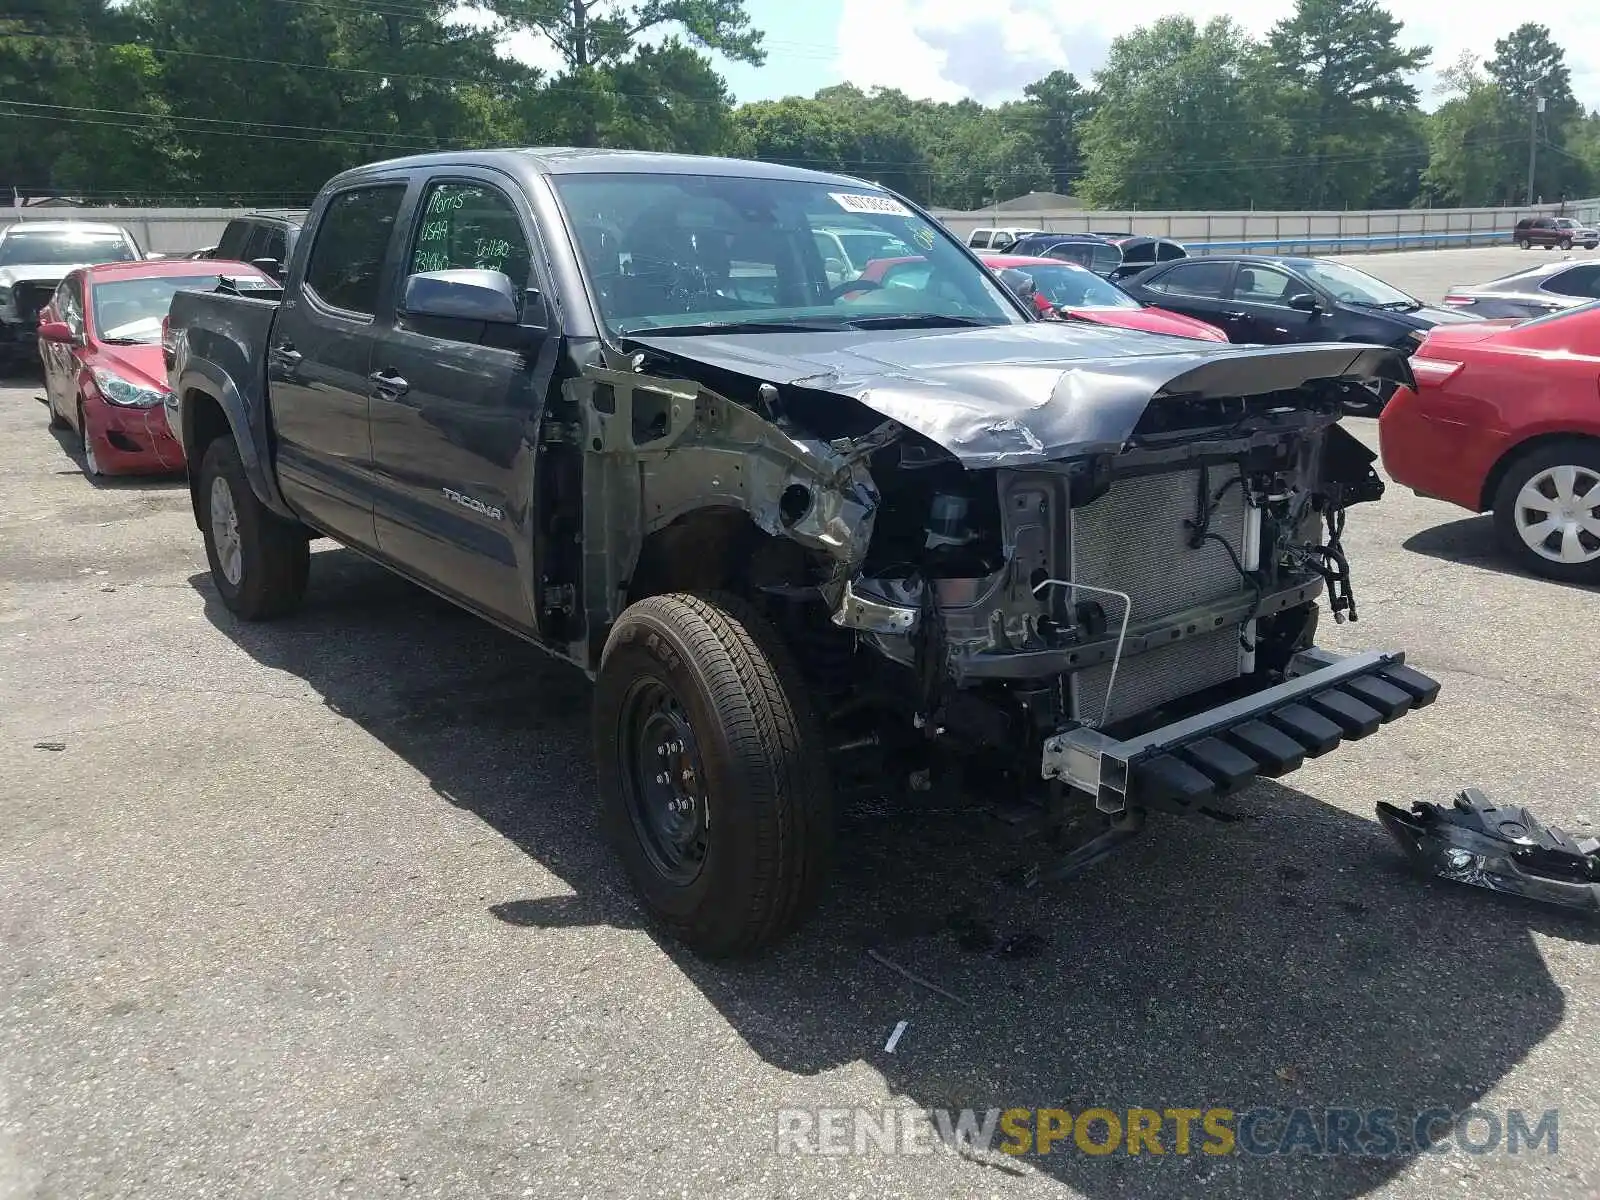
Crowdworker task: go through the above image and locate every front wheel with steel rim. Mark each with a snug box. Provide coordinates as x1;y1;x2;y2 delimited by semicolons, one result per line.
594;591;834;957
1493;440;1600;584
197;436;310;619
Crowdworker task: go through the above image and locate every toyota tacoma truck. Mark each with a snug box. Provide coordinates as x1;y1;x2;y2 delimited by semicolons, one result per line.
166;149;1439;956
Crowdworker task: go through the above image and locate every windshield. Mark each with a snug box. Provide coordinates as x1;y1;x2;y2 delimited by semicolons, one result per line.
90;273;268;342
1298;259;1418;307
1018;263;1140;309
550;172;1023;335
0;231;137;268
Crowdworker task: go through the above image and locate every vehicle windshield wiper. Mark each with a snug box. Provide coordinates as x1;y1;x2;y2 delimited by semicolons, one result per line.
1349;299;1421;313
100;336;158;345
839;313;997;329
622;318;851;336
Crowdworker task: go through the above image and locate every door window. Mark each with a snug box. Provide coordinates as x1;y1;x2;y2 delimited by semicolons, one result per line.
1545;266;1600;299
304;185;406;316
969;231;991;249
58;277;85;337
408;180;532;304
1143;260;1233;298
1232;265;1297;305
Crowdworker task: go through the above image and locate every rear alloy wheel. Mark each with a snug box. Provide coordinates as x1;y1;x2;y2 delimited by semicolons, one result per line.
198;436;310;619
1492;442;1600;584
1519;238;1532;250
594;591;833;957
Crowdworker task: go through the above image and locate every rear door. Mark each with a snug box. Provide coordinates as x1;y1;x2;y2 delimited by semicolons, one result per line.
1133;260;1239;332
269;180;408;549
366;170;557;627
1225;263;1321;344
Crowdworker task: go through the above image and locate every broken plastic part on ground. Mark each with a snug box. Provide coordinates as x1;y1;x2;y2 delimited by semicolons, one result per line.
1377;788;1600;915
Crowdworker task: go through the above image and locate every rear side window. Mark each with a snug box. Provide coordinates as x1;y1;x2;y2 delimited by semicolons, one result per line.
215;220;251;260
1144;260;1233;298
969;231;991;248
305;185;405;316
1157;241;1186;262
1546;266;1600;299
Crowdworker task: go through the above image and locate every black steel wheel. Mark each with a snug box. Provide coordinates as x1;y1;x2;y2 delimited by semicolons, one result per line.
594;591;834;957
617;678;711;886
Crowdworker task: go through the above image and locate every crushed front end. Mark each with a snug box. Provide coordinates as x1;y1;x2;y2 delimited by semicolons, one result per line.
617;328;1439;817
815;354;1440;815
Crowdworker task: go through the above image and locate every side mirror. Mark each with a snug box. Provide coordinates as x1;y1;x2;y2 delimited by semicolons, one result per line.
401;268;521;324
996;267;1037;303
1287;292;1322;314
37;320;75;344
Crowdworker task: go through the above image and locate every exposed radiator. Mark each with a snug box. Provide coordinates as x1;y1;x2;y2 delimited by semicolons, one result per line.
1069;467;1253;726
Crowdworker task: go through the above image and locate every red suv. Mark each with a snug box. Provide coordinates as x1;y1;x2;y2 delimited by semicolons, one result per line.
1514;215;1599;250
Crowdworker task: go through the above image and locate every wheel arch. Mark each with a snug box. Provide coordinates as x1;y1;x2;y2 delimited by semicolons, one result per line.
1481;430;1600;512
176;359;294;528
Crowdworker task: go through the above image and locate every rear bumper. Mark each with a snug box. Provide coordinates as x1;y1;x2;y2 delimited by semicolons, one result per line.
1042;647;1439;813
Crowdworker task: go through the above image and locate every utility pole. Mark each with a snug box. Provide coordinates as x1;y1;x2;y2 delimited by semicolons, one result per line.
1527;92;1545;206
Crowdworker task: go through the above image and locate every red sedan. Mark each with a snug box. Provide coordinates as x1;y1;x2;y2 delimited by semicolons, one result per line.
1379;301;1600;582
37;259;270;477
979;254;1227;340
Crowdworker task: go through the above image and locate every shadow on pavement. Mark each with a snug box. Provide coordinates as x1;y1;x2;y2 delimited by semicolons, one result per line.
195;547;1595;1198
1403;515;1600;593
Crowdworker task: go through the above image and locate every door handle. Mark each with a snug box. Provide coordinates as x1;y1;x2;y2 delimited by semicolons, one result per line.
1222;310;1248;320
368;369;409;398
270;342;303;367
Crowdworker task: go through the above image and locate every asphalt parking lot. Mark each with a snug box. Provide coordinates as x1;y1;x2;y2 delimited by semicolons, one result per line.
2;246;1597;1200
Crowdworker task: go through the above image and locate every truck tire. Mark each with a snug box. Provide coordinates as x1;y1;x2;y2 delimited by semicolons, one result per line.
1491;439;1600;584
594;591;834;957
198;436;309;619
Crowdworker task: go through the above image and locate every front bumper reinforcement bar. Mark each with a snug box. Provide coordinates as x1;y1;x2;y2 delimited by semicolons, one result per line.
1041;647;1440;814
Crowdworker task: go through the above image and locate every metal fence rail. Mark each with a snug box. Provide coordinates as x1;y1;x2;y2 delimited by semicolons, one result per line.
935;198;1600;256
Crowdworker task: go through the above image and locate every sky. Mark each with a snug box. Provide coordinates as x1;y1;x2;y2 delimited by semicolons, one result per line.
699;0;1600;112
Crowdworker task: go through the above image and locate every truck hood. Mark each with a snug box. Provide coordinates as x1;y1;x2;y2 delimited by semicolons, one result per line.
628;322;1408;467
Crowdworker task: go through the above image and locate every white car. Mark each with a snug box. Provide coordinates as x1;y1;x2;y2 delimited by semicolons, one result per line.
966;227;1046;251
0;221;144;372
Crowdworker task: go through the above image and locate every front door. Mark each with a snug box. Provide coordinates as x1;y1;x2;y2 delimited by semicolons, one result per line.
268;181;408;550
41;276;85;420
1225;264;1321;344
367;173;557;628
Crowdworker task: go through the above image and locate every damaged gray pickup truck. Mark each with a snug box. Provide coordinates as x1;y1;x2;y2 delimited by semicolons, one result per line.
166;149;1439;956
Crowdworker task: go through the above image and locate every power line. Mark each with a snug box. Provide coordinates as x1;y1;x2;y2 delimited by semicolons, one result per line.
0;98;456;145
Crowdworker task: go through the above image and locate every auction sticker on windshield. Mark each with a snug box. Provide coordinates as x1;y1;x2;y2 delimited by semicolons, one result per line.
830;192;912;217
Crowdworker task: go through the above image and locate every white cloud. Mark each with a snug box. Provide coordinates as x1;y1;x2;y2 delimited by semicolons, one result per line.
833;0;1600;110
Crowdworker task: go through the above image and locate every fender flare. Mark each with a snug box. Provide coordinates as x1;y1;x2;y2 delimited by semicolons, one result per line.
177;356;296;521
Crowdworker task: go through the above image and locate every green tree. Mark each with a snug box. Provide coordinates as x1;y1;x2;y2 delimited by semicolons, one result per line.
1266;0;1429;208
491;0;762;145
0;2;185;201
1420;53;1522;206
1019;70;1095;194
1487;23;1589;202
1076;17;1291;210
